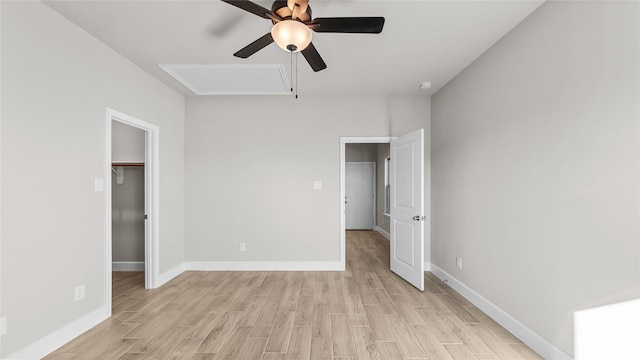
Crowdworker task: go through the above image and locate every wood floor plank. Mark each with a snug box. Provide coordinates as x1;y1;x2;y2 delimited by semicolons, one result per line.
389;294;427;325
387;314;427;359
437;311;493;354
196;311;244;353
238;296;269;327
311;303;332;339
213;325;251;360
235;337;267;359
331;314;357;358
294;296;314;326
264;311;295;353
418;308;463;344
356;282;379;306
300;274;317;297
466;323;529;360
350;326;383;360
285;326;312;360
363;305;396;342
444;344;477;360
510;343;545;360
375;341;404;360
409;324;456;360
345;295;369;326
373;289;400;315
309;338;333;360
249;301;280;338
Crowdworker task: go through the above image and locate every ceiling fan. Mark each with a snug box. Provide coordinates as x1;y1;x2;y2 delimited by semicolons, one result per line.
221;0;385;72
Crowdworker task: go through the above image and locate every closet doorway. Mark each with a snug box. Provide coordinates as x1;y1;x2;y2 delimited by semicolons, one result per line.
105;108;160;314
111;122;145;272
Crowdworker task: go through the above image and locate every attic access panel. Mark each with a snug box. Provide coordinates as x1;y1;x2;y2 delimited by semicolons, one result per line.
159;64;291;95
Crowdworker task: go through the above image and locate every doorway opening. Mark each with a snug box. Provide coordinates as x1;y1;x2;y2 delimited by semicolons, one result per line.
340;137;392;269
105;108;160;314
340;130;426;291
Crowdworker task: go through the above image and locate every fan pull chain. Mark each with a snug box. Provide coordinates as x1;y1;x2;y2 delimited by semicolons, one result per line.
295;52;299;99
290;51;294;94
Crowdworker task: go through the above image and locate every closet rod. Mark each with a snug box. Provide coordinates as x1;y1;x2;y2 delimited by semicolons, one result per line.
111;163;144;167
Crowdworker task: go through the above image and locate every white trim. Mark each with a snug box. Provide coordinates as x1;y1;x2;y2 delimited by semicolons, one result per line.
345;161;377;230
430;264;572;360
112;261;145;271
5;307;109;360
424;262;432;272
340;137;393;271
106;108;161;298
157;263;186;287
185;261;343;271
374;226;390;240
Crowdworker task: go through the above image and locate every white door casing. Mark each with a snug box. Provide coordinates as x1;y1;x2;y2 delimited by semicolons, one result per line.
106;107;160;314
390;129;425;291
345;162;375;230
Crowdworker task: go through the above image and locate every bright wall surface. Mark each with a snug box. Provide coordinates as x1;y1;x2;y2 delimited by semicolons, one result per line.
431;1;640;356
112;121;145;163
185;96;392;264
0;1;185;356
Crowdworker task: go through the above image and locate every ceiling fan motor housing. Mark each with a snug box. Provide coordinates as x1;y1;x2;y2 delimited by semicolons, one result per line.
272;0;311;23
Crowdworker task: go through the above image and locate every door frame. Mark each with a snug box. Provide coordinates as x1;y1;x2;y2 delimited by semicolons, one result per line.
345;162;376;230
340;137;393;269
105;108;160;312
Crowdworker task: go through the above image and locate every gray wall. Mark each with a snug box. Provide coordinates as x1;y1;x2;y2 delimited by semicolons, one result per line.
185;95;428;264
431;1;640;356
1;1;185;356
112;121;145;163
345;143;377;162
186;96;390;262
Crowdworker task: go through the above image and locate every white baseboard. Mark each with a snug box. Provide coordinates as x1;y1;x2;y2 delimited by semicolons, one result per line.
5;307;109;360
157;262;186;287
185;261;343;271
374;226;390;240
424;261;432;271
112;261;144;271
430;264;572;360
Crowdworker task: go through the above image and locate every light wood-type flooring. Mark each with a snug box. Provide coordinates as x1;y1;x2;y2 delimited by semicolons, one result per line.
45;231;542;360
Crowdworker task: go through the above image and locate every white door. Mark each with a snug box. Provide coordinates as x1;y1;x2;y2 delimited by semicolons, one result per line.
345;163;375;229
390;129;425;291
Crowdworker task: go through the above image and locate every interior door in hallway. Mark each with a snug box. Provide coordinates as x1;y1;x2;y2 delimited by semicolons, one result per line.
390;129;425;291
345;162;375;230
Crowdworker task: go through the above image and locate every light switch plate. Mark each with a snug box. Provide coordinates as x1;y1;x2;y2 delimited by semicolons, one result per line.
313;180;322;190
94;178;104;191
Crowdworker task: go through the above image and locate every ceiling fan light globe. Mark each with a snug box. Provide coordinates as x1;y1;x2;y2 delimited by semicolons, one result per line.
271;20;312;52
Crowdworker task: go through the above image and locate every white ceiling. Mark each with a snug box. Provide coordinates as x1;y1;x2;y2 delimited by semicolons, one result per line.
44;0;545;97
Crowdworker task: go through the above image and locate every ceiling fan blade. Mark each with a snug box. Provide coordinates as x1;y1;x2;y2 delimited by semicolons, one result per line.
233;33;274;58
301;42;327;72
310;17;385;33
220;0;273;19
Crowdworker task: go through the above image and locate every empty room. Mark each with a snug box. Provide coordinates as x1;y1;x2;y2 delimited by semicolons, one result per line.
1;1;639;359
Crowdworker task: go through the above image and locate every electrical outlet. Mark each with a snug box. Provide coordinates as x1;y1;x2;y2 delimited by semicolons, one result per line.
456;257;463;269
74;284;85;301
1;316;7;336
240;243;246;252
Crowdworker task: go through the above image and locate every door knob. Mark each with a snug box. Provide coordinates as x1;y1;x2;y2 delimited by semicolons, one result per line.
413;216;426;221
